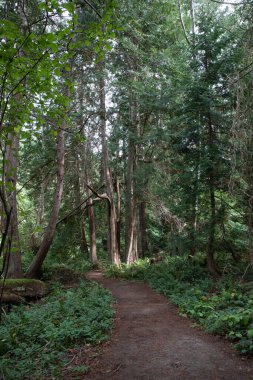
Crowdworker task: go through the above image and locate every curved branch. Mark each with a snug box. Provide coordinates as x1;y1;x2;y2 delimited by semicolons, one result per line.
86;184;110;201
78;0;102;18
56;184;104;226
177;0;191;46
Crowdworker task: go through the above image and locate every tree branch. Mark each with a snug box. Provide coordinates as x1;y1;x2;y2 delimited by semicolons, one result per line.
86;184;110;201
177;0;191;46
56;185;104;226
78;0;102;18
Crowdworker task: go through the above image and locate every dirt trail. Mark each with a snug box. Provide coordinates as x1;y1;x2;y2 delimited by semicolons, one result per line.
85;271;253;380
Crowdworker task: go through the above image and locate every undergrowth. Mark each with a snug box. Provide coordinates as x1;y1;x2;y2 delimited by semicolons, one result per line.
105;256;253;355
0;281;114;379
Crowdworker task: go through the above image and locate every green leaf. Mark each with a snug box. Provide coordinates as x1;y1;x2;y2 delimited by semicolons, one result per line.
63;2;75;14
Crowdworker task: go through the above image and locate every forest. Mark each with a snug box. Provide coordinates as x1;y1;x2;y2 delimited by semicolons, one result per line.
1;0;253;379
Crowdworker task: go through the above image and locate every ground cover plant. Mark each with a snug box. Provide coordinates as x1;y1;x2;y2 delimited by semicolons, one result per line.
105;256;253;355
0;280;114;380
2;0;253;375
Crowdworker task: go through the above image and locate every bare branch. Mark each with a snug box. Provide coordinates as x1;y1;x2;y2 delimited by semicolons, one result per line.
86;184;110;201
177;0;191;46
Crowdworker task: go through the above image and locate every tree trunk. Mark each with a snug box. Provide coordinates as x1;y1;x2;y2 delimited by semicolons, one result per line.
30;174;50;254
116;177;121;255
1;1;26;278
206;113;220;278
139;201;148;257
3;132;22;278
189;141;200;257
74;152;89;255
125;100;138;265
248;203;253;268
189;0;196;42
26;127;65;278
207;170;220;277
85;170;98;264
75;69;91;257
99;65;121;266
126;197;138;264
83;122;98;264
87;195;97;263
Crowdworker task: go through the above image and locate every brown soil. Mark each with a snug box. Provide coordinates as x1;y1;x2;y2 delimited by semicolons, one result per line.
83;271;253;380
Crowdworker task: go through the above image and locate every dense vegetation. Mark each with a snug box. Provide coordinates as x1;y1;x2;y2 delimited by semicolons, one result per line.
106;256;253;354
1;0;253;373
1;0;253;278
0;278;114;379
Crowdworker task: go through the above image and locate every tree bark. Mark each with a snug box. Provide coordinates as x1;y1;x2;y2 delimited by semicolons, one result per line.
87;194;97;263
26;127;65;278
189;139;200;257
74;152;89;255
125;99;138;265
248;202;253;268
99;65;121;266
206;112;220;278
1;1;26;278
30;174;50;254
116;177;121;255
3;132;22;278
189;0;195;40
139;201;148;257
85;151;98;264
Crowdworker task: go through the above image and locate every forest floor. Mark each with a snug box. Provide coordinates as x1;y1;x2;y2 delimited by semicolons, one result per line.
78;271;253;380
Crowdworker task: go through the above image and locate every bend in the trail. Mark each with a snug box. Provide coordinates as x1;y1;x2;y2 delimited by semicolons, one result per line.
85;271;253;380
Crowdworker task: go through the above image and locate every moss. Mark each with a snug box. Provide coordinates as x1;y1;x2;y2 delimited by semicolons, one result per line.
0;278;43;286
0;279;48;298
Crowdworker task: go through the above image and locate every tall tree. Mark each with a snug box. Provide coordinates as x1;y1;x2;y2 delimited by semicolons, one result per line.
99;64;121;266
26;120;66;278
230;1;253;267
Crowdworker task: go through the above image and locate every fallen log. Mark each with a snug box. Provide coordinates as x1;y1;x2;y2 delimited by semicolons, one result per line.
0;279;48;301
1;292;25;304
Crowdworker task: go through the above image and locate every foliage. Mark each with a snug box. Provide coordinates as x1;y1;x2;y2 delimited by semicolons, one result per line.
0;281;114;379
0;0;250;277
1;0;253;361
42;253;94;279
105;256;253;355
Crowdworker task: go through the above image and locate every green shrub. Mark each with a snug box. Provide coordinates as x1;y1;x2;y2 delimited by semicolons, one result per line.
0;281;114;380
105;256;253;355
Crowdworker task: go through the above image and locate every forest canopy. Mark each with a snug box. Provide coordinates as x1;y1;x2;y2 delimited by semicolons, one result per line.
0;0;253;280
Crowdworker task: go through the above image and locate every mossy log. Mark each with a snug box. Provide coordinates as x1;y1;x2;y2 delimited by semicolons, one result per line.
0;279;48;300
1;292;25;304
